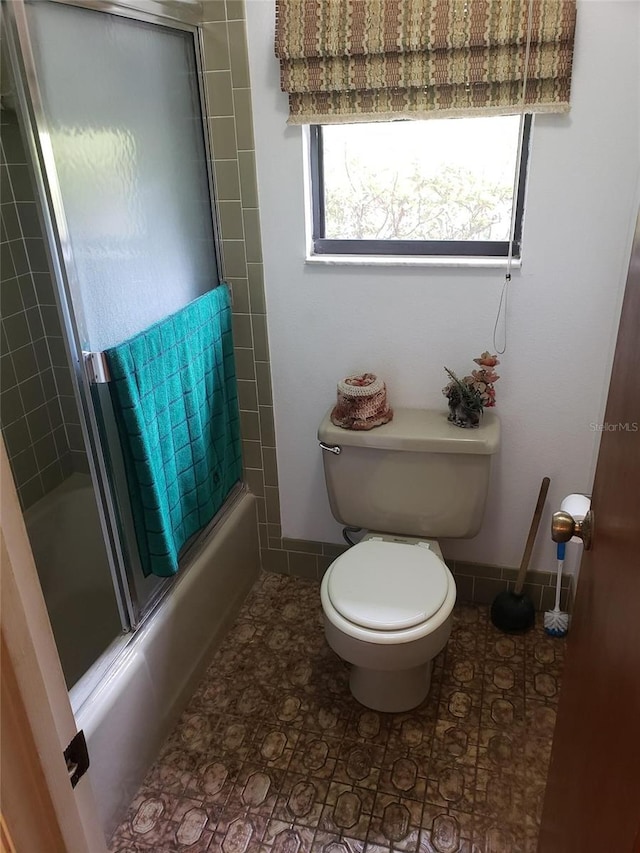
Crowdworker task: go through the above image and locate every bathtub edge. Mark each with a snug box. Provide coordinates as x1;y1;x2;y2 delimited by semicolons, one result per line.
76;490;259;838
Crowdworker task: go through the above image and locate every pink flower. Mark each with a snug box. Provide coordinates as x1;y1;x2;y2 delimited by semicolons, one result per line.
483;387;497;407
472;368;500;384
473;352;500;368
443;355;500;412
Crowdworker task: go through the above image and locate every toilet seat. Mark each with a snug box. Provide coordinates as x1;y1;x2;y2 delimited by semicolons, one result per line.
321;539;455;644
327;540;448;631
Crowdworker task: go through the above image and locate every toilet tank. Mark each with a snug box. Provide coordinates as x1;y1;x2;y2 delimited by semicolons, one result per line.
318;408;500;539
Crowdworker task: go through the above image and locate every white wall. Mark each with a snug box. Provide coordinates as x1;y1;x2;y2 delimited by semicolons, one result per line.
245;0;640;574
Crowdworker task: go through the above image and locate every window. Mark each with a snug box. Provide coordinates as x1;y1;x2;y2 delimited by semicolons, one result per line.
309;115;531;259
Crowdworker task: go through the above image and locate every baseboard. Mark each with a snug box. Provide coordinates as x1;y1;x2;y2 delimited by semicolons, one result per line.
260;536;571;613
448;560;571;612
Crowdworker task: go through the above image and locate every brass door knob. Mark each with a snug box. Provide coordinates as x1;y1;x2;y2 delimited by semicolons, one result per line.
551;509;593;550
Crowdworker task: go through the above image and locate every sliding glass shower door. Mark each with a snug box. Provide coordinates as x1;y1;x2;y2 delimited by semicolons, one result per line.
23;0;219;352
8;0;222;638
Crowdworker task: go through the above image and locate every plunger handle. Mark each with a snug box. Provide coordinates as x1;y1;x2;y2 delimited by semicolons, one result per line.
514;477;551;595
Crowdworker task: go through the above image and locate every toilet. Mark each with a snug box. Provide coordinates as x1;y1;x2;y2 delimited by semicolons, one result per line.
318;407;500;712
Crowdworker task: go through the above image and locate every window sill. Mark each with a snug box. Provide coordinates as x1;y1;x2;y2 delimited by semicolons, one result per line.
305;254;522;269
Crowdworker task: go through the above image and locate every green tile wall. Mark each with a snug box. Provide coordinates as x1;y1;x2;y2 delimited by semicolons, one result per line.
0;105;86;509
202;0;277;571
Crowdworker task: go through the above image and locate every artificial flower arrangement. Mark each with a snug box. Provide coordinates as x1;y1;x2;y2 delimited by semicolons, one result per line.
442;352;500;428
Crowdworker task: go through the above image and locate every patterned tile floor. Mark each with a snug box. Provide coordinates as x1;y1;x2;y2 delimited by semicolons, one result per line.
109;572;566;853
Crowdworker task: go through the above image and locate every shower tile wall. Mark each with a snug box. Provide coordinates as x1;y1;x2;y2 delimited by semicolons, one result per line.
202;0;278;550
201;1;566;611
0;107;86;509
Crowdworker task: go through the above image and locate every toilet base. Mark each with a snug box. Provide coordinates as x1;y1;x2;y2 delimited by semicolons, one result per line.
349;660;433;713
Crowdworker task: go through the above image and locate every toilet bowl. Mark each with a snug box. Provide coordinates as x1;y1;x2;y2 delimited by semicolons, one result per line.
320;535;456;713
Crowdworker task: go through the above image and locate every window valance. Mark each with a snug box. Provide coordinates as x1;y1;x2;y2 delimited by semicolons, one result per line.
274;1;577;124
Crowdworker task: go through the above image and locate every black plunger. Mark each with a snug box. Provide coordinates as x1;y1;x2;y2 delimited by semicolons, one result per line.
491;476;551;633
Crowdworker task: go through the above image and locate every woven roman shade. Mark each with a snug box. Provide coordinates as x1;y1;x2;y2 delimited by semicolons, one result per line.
274;0;577;124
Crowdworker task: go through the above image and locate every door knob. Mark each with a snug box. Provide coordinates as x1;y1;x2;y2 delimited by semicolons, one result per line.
551;509;593;550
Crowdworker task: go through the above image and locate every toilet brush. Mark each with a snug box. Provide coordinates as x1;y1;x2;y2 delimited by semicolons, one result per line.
544;542;570;637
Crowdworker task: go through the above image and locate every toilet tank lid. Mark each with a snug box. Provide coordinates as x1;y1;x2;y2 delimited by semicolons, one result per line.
318;407;500;455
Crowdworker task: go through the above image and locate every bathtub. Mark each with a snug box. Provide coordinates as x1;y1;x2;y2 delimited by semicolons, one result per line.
24;473;123;690
26;473;260;837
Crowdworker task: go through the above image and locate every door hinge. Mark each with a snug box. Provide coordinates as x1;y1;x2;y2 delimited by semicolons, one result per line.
64;730;89;789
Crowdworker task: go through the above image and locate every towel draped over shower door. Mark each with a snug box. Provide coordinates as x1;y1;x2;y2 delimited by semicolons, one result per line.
105;285;242;577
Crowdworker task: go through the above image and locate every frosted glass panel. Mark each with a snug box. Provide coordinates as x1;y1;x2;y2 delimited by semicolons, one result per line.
25;2;218;351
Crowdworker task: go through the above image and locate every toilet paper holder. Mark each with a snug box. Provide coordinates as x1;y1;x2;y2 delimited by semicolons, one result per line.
551;508;593;550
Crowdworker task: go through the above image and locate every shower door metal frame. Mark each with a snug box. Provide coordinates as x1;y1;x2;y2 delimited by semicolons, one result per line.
3;0;226;629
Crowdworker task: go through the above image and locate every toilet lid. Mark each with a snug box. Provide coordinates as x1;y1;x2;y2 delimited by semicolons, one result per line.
326;540;449;631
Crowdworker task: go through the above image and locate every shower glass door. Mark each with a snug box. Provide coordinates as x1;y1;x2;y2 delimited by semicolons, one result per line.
23;0;218;352
11;0;221;629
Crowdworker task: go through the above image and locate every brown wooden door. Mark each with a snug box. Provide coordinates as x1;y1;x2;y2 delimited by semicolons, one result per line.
539;211;640;851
